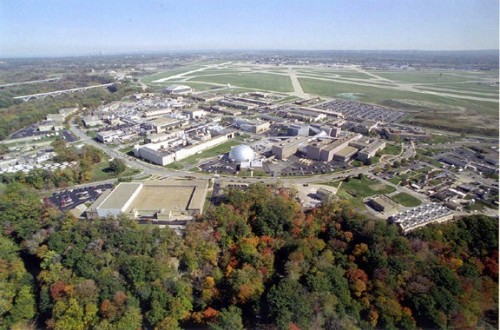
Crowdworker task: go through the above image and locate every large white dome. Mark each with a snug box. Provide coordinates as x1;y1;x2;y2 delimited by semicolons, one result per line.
228;145;255;163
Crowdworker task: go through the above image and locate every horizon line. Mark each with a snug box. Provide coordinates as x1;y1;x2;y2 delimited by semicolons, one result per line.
1;48;499;60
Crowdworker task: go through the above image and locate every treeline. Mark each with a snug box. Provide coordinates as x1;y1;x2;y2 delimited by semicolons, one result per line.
0;183;497;329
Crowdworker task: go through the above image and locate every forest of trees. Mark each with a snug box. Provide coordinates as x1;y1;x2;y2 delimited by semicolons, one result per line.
0;183;497;329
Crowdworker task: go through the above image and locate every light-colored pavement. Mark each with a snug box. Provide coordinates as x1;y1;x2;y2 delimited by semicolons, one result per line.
287;66;310;99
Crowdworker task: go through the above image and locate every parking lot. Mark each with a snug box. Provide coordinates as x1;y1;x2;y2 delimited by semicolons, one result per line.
10;125;47;139
280;155;348;176
317;99;405;123
48;183;113;212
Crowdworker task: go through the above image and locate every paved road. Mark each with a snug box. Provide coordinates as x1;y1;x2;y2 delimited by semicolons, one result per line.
287;66;310;99
69;125;434;207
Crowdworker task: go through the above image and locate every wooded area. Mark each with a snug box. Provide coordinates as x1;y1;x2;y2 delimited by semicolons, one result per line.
0;183;497;329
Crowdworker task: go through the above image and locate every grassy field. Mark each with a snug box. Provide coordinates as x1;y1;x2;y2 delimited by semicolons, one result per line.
380;143;402;155
296;69;374;80
374;70;498;84
340;177;396;198
193;73;293;93
391;192;422;207
180;139;243;165
90;160;139;181
141;63;498;136
140;65;205;84
299;77;498;136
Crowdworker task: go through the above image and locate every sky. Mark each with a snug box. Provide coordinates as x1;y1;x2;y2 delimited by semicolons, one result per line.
0;0;498;57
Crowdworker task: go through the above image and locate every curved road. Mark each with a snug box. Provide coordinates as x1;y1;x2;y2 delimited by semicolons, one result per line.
70;125;424;203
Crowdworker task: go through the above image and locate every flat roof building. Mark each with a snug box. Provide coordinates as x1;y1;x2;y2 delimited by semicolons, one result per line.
149;117;184;133
306;134;361;162
333;146;358;162
135;134;230;166
86;179;208;221
389;203;453;233
358;140;386;161
367;195;398;213
271;136;309;160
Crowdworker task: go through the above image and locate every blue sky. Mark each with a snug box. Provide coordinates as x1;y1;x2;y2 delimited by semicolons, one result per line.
1;0;498;56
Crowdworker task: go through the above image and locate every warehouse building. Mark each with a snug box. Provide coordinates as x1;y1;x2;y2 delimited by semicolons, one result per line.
86;179;208;221
149;117;185;133
389;203;454;233
135;134;231;166
367;195;398;213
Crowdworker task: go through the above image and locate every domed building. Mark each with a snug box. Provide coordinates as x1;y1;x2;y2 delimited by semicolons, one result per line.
228;145;255;163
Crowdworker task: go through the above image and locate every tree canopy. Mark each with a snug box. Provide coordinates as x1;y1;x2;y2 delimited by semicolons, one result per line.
0;182;497;329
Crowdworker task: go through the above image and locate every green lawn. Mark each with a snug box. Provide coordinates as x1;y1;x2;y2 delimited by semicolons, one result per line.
380;143;402;155
90;160;139;181
374;71;475;84
340;177;396;198
388;176;402;185
391;192;422;207
180;139;243;164
193;73;293;93
296;69;373;80
299;76;498;136
165;162;184;170
298;77;496;108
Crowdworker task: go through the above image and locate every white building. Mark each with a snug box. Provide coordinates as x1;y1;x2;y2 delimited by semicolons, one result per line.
164;84;192;95
135;134;231;166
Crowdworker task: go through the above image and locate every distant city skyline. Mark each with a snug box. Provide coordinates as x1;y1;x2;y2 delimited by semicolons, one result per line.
1;0;498;57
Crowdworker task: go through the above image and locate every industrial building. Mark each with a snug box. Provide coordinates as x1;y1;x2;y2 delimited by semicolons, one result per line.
97;130;121;143
367;195;398;213
357;140;386;160
389;203;453;233
86;179;208;221
135;134;231;166
183;108;207;119
143;108;172;118
82;116;103;127
234;119;270;134
352;120;379;134
333;146;358;162
219;99;258;111
283;107;327;122
287;124;309;136
271;136;309;160
149;117;184;133
306;134;361;162
316;188;335;201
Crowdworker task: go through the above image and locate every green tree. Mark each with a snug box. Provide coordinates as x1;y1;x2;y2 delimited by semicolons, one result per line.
267;278;313;329
209;305;244;330
109;159;126;174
